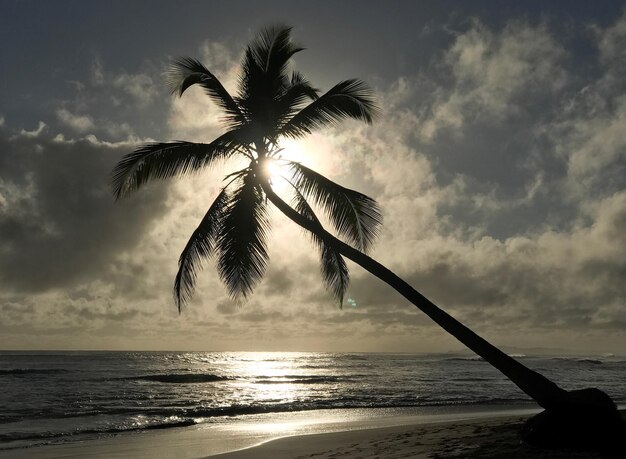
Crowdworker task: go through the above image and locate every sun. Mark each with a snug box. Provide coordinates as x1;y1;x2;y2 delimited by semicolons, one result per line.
263;159;283;180
261;158;292;193
262;138;311;192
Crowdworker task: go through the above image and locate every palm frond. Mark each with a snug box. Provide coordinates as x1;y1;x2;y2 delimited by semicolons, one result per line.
292;189;349;306
237;25;305;135
289;162;382;252
280;79;379;139
167;57;245;127
236;47;273;138
111;133;242;200
286;71;320;100
237;47;264;102
250;25;303;79
274;72;319;129
174;188;230;310
216;174;271;299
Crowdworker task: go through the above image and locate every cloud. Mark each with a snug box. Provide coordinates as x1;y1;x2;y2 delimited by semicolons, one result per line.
597;10;626;69
91;57;105;85
49;58;168;143
0;124;168;293
355;191;626;330
112;72;159;106
545;12;626;201
561;96;626;196
17;121;47;138
56;108;95;132
420;20;566;140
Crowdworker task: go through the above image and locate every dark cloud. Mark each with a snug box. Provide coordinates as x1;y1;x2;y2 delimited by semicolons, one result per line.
0;126;168;293
62;304;153;322
260;265;297;297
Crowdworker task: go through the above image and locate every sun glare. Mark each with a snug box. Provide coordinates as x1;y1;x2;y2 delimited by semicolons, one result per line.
263;138;312;193
263;160;283;180
279;138;308;164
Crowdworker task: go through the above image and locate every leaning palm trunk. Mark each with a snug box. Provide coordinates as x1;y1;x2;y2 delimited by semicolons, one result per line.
263;185;623;454
261;184;569;410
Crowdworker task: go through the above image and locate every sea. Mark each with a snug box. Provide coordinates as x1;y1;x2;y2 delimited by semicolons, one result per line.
1;351;624;454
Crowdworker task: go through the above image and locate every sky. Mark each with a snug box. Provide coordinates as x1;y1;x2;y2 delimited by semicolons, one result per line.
1;0;625;354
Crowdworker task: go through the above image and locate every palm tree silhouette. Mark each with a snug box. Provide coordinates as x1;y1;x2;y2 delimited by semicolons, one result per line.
112;25;621;452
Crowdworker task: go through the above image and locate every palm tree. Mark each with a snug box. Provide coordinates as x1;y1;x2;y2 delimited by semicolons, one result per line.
112;25;621;452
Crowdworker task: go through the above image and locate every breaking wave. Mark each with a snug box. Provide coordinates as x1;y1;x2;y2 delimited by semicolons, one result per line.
0;369;68;376
123;373;231;383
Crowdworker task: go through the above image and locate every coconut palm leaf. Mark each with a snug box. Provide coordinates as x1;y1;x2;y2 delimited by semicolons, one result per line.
292;188;349;306
216;175;271;298
111;133;243;200
249;25;303;78
289;162;382;252
274;72;319;130
279;79;378;139
174;188;230;310
167;57;245;128
236;47;273;140
237;26;305;135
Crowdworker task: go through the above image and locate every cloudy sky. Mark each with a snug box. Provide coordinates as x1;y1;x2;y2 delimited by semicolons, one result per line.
1;1;625;353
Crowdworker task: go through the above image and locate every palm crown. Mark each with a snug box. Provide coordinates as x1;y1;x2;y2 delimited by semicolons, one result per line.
112;25;381;310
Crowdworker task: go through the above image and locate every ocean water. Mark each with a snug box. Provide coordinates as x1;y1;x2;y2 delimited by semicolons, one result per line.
0;351;624;452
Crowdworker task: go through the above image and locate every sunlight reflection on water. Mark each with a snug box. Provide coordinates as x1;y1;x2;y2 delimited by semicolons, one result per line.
227;352;305;403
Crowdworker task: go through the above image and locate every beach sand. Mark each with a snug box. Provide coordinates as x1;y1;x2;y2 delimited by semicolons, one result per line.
210;415;604;458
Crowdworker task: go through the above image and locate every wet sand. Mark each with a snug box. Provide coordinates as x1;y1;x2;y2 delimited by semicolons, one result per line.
210;415;607;458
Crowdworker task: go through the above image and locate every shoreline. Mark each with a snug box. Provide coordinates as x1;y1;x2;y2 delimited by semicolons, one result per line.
3;406;622;458
0;406;540;459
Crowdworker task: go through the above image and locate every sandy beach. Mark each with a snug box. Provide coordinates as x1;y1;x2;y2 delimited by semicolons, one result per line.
210;415;607;459
4;408;621;459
